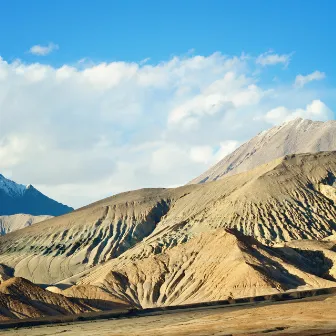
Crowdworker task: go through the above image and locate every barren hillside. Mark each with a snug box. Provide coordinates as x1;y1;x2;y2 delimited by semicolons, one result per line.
75;229;336;308
190;118;336;184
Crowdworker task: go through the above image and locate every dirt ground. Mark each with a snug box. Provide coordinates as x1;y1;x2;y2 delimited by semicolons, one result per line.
2;295;336;336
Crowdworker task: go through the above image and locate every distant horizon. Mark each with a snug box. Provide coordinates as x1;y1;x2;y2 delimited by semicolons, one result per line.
0;1;335;207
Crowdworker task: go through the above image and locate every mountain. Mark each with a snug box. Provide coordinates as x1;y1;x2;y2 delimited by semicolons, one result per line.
190;118;336;184
74;228;336;308
0;151;334;292
0;152;334;317
0;174;73;216
0;214;52;235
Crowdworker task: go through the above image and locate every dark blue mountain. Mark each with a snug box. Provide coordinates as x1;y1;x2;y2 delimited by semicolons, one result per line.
0;174;73;216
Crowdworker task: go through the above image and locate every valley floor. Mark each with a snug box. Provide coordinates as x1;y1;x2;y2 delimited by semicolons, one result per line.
2;295;336;336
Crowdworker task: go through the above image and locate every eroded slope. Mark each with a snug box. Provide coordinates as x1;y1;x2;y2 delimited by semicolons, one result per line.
71;229;336;308
0;152;335;287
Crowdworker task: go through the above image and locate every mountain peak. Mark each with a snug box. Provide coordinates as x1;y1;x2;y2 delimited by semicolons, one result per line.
0;174;26;198
284;116;304;124
190;118;336;184
0;174;73;216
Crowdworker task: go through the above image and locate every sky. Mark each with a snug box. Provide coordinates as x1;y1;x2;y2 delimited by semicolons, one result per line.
0;0;335;208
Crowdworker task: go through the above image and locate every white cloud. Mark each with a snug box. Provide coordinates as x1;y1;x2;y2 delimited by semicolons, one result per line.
264;100;332;125
168;72;263;129
256;51;292;67
28;43;59;56
0;52;333;208
190;146;214;164
294;71;326;88
212;141;240;163
0;135;29;167
189;141;240;165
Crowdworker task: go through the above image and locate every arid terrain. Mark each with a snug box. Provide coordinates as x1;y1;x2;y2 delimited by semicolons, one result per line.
0;121;335;335
2;294;336;335
0;151;334;318
1;1;335;332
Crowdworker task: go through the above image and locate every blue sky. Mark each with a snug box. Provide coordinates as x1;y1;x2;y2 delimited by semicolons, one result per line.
0;0;335;207
1;0;334;76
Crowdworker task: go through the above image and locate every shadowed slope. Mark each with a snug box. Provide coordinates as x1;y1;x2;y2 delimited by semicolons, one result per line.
0;277;90;320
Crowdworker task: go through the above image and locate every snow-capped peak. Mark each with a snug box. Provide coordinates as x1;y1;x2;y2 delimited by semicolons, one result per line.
0;174;26;198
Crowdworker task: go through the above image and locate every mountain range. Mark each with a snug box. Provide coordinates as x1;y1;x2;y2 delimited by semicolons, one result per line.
0;118;335;322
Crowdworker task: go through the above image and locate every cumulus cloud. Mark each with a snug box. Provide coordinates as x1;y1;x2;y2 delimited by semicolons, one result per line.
256;51;292;67
212;141;240;163
294;71;326;88
168;72;263;129
0;52;333;207
28;43;59;56
263;100;333;125
190;146;214;164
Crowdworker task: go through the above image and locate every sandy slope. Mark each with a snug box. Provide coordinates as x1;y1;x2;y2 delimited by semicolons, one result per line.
0;276;131;321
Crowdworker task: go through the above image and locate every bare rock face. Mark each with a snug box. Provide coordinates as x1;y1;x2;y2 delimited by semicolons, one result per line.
0;214;52;235
190;118;336;184
0;152;335;288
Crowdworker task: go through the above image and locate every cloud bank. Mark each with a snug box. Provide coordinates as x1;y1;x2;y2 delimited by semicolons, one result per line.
0;52;333;207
